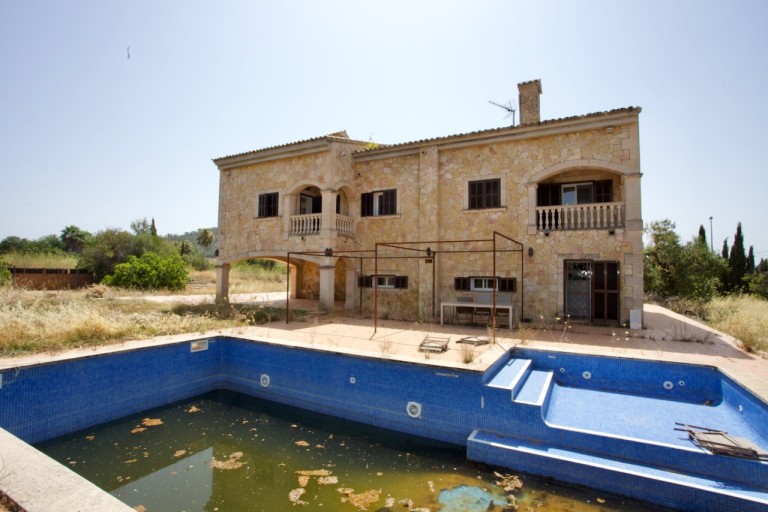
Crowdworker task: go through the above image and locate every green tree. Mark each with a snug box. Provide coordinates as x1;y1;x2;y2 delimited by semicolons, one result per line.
130;217;151;235
60;225;91;254
727;223;747;292
697;225;707;247
104;252;188;291
196;228;214;250
0;257;10;285
721;239;729;260
746;246;755;275
644;220;682;298
0;236;32;253
78;229;135;281
179;240;193;255
150;218;158;237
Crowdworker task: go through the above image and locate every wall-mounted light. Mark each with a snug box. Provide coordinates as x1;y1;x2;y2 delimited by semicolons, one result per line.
528;247;534;257
426;247;433;257
324;248;333;257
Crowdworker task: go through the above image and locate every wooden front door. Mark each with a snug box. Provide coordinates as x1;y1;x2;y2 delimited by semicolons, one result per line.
592;261;619;323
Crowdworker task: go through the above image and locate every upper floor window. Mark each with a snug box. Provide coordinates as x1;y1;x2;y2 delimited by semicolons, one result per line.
468;178;501;209
538;180;613;206
361;189;397;217
258;192;279;218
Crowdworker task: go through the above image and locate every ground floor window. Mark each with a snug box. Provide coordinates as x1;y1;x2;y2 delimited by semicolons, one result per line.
358;275;408;289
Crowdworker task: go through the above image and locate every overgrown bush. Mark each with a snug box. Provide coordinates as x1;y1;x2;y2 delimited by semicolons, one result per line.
104;252;188;291
0;259;10;285
182;251;214;271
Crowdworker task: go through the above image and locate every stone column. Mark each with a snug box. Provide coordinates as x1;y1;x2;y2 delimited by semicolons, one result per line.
345;266;358;311
418;146;439;318
527;183;538;234
320;189;336;242
318;262;336;312
215;263;230;304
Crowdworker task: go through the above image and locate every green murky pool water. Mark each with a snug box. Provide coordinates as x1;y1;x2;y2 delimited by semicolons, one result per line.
37;391;666;512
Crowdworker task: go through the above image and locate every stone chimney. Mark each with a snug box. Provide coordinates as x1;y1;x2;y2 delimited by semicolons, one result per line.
518;79;542;125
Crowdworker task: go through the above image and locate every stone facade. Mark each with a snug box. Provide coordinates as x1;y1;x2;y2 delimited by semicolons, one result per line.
213;81;643;326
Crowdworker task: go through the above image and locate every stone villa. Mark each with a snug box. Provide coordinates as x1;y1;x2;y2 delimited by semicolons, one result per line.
213;80;643;327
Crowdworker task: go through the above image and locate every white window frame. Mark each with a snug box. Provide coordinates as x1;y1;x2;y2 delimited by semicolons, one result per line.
375;275;396;288
561;182;593;205
471;277;497;291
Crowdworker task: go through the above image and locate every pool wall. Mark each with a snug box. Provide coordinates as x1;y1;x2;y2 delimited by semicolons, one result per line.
0;337;483;446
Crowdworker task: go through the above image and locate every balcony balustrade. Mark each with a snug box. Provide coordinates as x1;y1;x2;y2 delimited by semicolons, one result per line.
536;202;624;231
289;213;355;238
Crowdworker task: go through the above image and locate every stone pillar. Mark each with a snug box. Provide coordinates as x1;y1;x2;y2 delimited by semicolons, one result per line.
215;263;230;304
318;262;336;311
345;266;358;311
418;146;439;318
527;183;538;234
320;189;336;242
283;193;296;239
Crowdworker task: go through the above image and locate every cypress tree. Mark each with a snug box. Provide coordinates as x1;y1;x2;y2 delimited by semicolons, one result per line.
721;239;729;260
697;225;707;248
747;246;755;275
728;223;747;292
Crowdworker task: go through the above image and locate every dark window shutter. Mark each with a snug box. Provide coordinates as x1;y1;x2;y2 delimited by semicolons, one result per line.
594;180;613;203
312;195;322;213
361;192;373;217
358;275;373;288
395;276;408;289
499;278;516;293
454;277;470;291
336;194;341;214
537;183;561;207
381;189;396;215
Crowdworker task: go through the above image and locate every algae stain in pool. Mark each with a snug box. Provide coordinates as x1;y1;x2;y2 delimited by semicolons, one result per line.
36;391;664;512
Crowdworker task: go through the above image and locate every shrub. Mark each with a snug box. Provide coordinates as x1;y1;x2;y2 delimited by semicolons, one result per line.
104;252;188;291
0;259;10;286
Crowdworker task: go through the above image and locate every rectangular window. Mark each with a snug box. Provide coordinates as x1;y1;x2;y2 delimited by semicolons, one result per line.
361;189;397;217
468;179;501;209
471;277;496;291
358;275;408;289
561;183;593;205
455;276;516;292
258;192;279;218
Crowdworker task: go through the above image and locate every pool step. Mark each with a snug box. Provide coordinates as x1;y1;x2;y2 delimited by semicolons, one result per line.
513;370;553;406
485;358;531;393
467;429;768;512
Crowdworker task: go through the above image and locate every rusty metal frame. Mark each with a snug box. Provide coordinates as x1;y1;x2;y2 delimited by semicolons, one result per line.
285;232;524;332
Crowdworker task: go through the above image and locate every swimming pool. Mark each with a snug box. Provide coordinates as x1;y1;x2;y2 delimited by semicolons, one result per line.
1;337;767;511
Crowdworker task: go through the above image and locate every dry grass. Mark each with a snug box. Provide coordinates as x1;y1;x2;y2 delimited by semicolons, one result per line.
705;295;768;353
1;252;78;269
0;286;296;357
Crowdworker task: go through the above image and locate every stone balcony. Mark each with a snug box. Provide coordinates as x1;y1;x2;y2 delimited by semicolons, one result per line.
289;213;355;238
535;202;624;231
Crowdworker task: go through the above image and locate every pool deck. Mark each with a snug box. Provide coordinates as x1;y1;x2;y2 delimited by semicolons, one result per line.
1;297;766;512
4;299;763;404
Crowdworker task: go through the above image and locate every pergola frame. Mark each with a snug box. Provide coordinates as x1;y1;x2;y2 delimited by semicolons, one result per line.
286;231;525;333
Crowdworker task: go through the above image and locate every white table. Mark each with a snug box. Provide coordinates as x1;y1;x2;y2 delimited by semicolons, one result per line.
440;301;517;330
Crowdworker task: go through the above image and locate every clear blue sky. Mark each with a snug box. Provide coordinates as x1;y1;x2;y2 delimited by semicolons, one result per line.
1;0;766;258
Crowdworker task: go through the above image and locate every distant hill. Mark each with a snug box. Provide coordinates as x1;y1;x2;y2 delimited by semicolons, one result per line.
164;227;218;258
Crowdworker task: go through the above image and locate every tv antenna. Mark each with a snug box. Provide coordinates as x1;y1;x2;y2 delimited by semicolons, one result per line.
489;100;516;126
